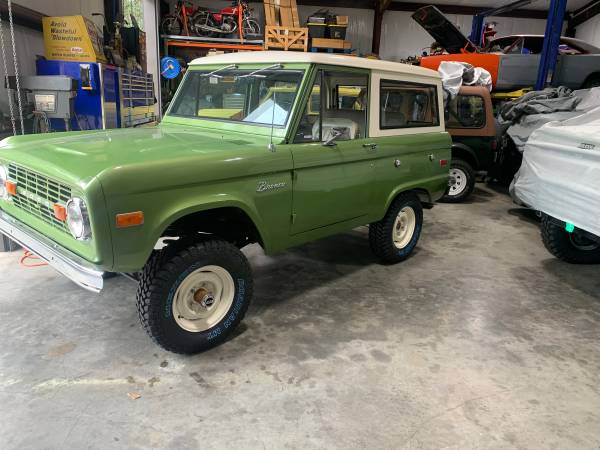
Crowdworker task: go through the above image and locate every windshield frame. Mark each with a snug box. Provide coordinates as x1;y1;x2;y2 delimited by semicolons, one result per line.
163;63;309;136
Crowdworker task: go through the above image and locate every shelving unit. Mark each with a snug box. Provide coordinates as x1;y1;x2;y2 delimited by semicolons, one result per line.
161;34;264;53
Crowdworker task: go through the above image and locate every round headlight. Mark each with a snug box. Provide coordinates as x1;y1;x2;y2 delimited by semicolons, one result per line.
66;197;91;240
0;166;7;199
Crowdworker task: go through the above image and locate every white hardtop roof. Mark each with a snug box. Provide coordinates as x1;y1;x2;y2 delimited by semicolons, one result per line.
189;51;440;79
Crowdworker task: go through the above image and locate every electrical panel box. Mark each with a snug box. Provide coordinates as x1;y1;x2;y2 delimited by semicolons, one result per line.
36;59;155;131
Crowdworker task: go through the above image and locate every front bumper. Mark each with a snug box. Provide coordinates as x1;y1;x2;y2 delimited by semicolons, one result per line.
0;209;104;292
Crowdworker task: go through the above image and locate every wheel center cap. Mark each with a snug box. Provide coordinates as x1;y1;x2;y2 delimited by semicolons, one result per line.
193;288;215;309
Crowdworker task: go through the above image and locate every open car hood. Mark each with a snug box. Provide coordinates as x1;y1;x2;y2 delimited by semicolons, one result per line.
412;5;476;54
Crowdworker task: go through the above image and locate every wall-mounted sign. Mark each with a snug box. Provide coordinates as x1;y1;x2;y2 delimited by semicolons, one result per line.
42;16;106;63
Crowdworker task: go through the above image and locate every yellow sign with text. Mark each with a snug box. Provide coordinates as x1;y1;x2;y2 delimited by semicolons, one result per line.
43;16;106;63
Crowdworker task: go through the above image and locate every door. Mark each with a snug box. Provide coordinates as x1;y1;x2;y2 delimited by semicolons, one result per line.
289;68;375;234
370;74;448;205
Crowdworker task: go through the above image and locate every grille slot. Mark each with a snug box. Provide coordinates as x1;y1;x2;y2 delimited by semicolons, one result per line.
7;164;72;234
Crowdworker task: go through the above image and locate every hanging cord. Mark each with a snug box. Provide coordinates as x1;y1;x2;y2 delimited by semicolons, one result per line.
7;0;24;135
0;15;16;136
20;250;48;268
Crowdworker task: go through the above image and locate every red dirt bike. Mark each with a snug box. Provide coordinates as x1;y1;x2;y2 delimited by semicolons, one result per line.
160;0;199;36
191;1;261;38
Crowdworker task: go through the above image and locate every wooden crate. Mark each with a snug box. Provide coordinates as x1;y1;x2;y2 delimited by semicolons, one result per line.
263;0;300;27
311;38;351;50
265;25;308;51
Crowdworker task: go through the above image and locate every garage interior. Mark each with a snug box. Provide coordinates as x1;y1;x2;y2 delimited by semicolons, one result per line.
1;0;600;449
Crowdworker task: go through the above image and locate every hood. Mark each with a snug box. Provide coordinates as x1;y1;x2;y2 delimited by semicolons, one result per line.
0;124;270;191
412;5;477;54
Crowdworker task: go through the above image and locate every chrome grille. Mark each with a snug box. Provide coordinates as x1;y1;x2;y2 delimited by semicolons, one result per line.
7;163;72;234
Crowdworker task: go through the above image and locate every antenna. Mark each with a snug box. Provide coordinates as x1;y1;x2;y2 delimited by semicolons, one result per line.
268;89;276;152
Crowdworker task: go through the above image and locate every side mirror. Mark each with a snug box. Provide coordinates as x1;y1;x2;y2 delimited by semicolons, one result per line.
322;127;344;147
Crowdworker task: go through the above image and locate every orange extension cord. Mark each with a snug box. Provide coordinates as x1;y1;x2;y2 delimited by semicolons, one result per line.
19;250;48;268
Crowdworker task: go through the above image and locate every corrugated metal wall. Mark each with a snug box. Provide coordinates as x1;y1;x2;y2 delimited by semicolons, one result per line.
380;11;548;60
168;0;549;59
576;14;600;47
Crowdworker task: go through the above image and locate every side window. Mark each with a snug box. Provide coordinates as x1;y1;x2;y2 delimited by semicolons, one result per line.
380;79;439;129
445;95;485;129
294;72;321;143
294;69;368;143
323;71;368;141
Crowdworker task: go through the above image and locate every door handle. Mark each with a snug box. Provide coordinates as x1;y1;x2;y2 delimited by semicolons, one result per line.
363;143;378;150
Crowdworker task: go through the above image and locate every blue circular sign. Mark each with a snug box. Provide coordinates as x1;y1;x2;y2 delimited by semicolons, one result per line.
160;56;181;79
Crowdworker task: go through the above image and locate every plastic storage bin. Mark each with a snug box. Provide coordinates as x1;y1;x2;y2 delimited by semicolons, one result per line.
328;25;347;40
307;23;327;38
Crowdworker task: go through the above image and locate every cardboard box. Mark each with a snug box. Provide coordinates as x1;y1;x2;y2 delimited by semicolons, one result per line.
311;38;351;49
336;16;349;25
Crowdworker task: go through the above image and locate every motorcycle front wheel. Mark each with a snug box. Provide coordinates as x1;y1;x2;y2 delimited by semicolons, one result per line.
243;19;261;37
191;11;217;37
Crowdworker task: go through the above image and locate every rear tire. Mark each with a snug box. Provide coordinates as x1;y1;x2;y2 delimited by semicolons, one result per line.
136;239;253;354
541;215;600;264
582;74;600;89
160;15;182;36
369;192;423;264
443;158;475;203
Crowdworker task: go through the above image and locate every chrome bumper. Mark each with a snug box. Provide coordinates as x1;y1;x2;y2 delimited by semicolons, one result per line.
0;210;104;292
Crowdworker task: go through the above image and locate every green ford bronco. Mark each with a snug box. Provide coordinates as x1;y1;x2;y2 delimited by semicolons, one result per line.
0;52;451;353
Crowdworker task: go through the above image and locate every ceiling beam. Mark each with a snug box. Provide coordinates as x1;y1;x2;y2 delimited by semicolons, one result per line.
270;0;554;19
570;0;600;27
387;2;548;19
0;1;45;32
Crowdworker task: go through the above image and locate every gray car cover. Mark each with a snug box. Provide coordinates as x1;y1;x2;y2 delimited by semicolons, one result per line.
511;107;600;237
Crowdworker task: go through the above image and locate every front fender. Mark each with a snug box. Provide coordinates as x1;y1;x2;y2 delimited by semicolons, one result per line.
107;189;273;273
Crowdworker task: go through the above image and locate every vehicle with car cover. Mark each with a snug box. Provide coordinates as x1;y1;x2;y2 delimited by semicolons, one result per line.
511;101;600;264
0;52;451;353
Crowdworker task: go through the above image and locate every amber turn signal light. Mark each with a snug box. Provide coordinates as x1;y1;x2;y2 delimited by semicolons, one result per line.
116;211;144;228
5;181;17;196
53;204;67;222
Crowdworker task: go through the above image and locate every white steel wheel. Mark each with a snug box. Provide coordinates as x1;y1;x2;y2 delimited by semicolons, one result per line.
393;206;416;249
172;265;235;333
448;167;468;196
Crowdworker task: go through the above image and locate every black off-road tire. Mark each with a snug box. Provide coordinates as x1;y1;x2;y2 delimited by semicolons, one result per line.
136;239;253;354
443;158;475;203
541;215;600;264
582;74;600;89
369;192;423;264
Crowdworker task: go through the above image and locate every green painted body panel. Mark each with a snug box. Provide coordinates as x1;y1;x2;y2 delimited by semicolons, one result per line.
0;61;451;274
452;135;495;170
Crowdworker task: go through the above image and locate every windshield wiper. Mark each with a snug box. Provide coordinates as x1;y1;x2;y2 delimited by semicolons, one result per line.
201;64;238;78
236;64;283;79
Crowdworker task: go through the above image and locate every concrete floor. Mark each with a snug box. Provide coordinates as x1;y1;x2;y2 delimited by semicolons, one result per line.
1;184;599;450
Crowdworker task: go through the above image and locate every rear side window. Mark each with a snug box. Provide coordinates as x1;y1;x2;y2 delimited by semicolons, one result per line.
380;80;439;129
446;95;486;129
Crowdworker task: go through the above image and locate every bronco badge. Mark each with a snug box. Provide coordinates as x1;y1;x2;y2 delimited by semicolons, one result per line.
256;181;286;192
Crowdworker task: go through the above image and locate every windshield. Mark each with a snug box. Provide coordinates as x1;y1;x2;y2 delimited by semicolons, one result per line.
168;68;304;127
